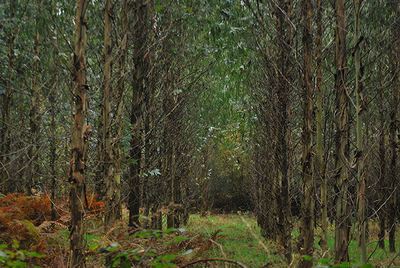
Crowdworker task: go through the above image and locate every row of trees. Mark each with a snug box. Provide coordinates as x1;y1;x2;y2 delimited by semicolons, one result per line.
249;0;399;266
0;1;225;267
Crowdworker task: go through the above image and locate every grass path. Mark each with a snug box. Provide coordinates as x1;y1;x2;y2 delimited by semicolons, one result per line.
186;214;284;267
186;214;400;267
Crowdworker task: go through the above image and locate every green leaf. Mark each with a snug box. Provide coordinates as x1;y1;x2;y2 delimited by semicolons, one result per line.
149;169;161;176
89;243;100;251
155;5;163;12
301;255;313;261
161;254;176;261
10;259;27;267
12;240;19;250
334;262;351;268
132;231;152;238
24;251;45;258
127;158;138;165
317;258;330;264
164;228;176;234
360;264;373;268
171;237;188;243
0;250;8;258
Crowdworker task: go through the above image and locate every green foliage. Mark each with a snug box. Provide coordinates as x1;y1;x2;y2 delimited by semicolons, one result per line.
96;228;189;267
300;254;374;268
187;214;271;267
0;241;45;268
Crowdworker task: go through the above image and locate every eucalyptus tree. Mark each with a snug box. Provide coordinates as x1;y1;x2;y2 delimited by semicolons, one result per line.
27;0;42;195
244;0;296;262
334;0;350;262
298;0;314;266
69;0;90;266
0;0;16;193
388;1;400;253
102;0;122;231
353;0;367;263
315;0;327;251
128;0;152;227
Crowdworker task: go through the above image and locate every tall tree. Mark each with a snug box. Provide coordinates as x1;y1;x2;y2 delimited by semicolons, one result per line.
298;0;314;266
377;64;386;249
128;0;150;227
334;0;350;263
49;26;59;220
353;0;367;263
109;0;129;227
1;0;16;193
388;0;399;253
315;0;327;251
69;0;89;266
102;0;121;230
274;0;293;262
28;0;42;195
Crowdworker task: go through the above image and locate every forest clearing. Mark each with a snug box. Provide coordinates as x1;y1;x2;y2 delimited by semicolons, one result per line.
1;0;400;267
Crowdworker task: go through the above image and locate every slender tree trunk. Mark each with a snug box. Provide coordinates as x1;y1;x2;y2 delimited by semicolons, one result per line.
50;29;59;220
315;0;327;252
1;0;15;194
388;1;399;253
353;0;366;263
28;0;42;195
103;0;120;231
128;0;149;227
111;0;129;224
274;0;293;262
298;0;314;266
378;66;386;249
142;0;156;226
69;0;89;267
49;87;57;220
334;0;350;263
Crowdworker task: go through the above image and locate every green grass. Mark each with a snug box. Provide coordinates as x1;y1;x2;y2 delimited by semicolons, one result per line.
55;226;102;249
311;223;400;267
187;214;400;267
186;213;282;267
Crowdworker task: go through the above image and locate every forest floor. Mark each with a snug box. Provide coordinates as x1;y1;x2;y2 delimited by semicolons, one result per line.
1;194;400;267
187;214;400;267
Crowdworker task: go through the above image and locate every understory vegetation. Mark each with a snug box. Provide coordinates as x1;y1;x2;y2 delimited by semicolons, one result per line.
1;195;400;267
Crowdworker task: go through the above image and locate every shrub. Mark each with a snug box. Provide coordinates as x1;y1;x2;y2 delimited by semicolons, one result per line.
84;193;104;216
0;240;45;268
0;194;53;225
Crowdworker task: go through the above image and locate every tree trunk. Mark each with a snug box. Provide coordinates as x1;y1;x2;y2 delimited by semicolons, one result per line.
103;0;120;231
378;65;386;249
50;28;59;220
298;0;314;266
334;0;350;263
274;0;293;262
28;0;42;195
111;0;129;224
69;0;89;267
353;0;366;263
1;0;15;194
315;0;327;252
128;0;150;227
388;1;399;253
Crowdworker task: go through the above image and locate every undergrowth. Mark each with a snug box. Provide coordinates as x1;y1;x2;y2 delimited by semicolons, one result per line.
1;194;400;267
